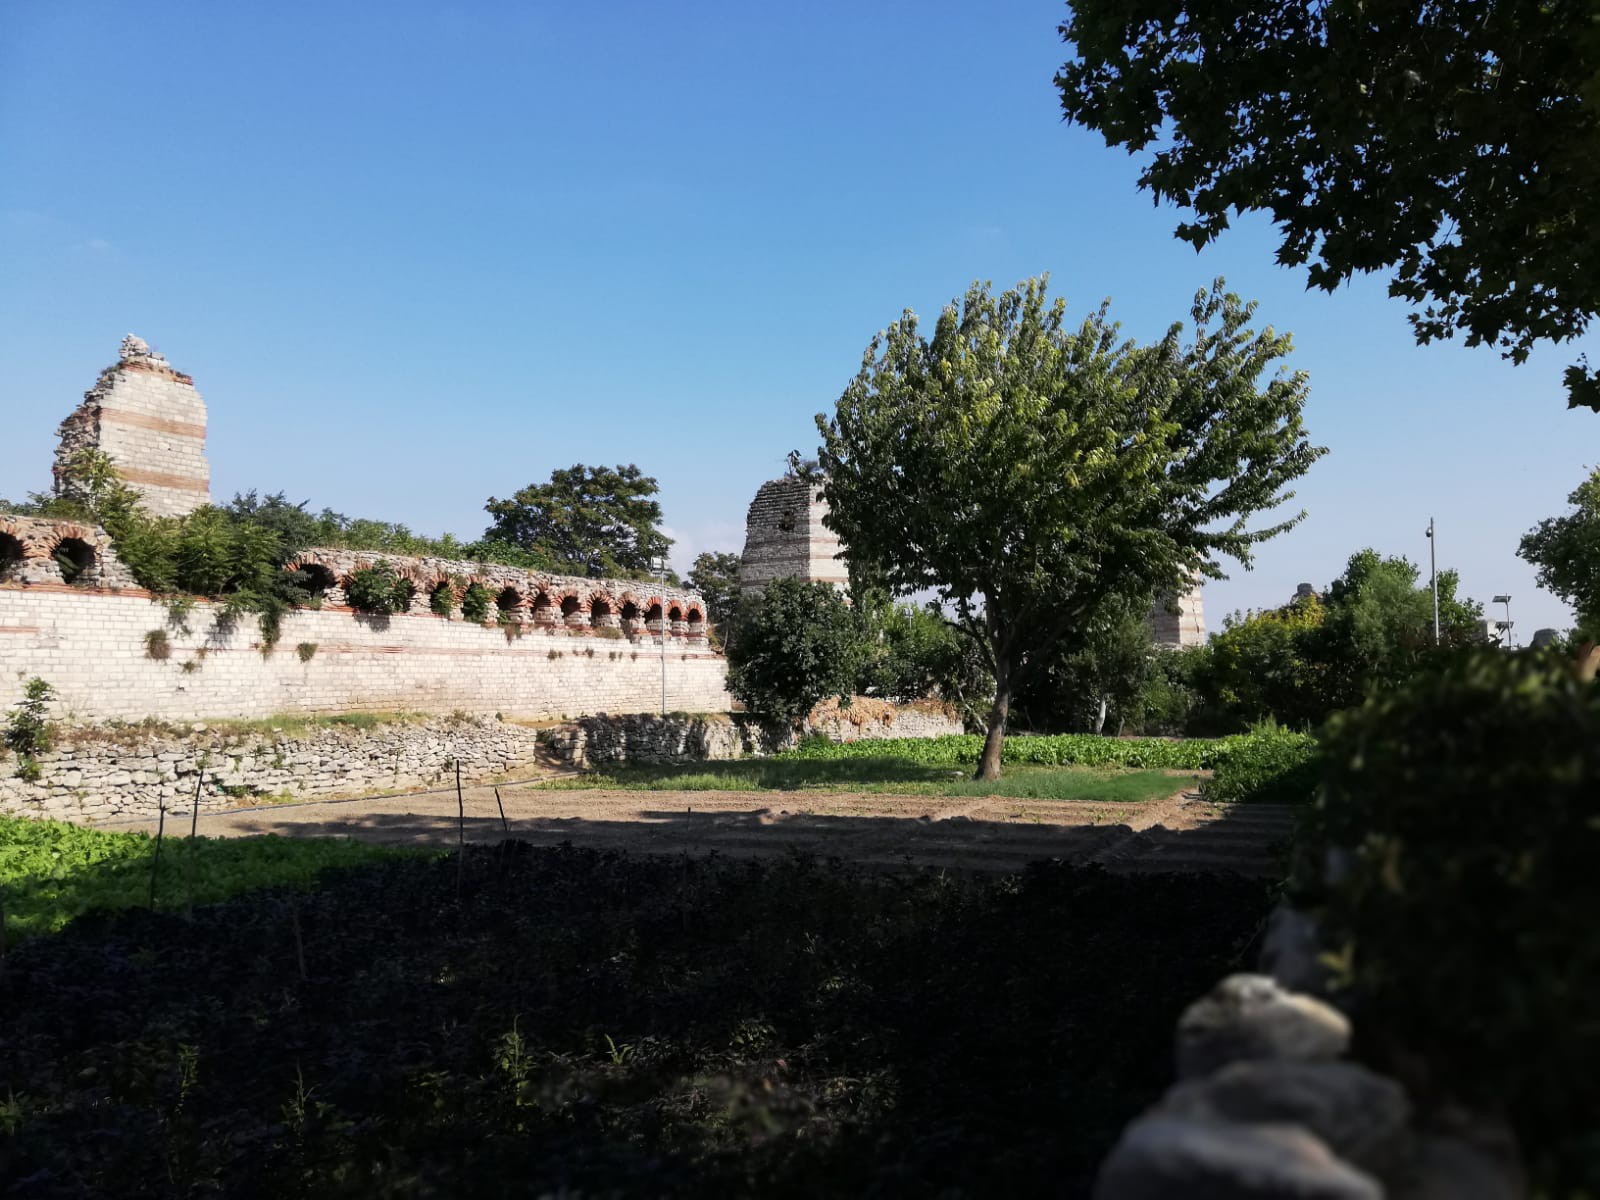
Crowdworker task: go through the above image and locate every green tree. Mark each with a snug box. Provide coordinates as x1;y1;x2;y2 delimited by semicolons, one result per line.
1194;595;1327;732
726;579;865;727
1013;597;1163;735
686;551;743;636
483;464;671;578
855;595;993;721
1519;467;1600;640
1057;0;1600;411
818;276;1323;778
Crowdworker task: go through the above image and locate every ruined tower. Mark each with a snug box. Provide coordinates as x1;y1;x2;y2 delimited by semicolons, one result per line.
54;335;210;518
739;473;849;594
1150;584;1207;648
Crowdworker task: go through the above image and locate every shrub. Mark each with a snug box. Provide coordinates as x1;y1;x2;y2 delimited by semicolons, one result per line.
345;561;411;615
143;629;171;661
429;580;458;618
1201;725;1320;804
5;678;56;782
727;578;865;726
296;642;318;663
1299;650;1600;1191
460;583;492;624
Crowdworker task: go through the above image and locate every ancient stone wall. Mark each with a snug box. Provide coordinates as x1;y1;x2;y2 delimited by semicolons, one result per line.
0;515;139;589
739;474;848;593
54;335;209;518
545;700;965;768
0;715;547;823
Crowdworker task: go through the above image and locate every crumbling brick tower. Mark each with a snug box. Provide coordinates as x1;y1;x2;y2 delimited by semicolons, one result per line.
1150;584;1207;648
54;335;210;518
739;473;849;595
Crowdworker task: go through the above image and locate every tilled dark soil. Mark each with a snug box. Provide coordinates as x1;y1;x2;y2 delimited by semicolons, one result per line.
0;844;1271;1198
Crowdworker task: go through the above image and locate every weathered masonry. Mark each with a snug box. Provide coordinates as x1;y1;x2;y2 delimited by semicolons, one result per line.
0;521;728;723
739;474;849;594
54;335;210;518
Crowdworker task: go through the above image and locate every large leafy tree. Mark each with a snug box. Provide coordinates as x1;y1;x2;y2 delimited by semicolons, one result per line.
483;464;671;578
1520;466;1600;640
817;277;1323;778
686;551;744;636
1057;0;1600;412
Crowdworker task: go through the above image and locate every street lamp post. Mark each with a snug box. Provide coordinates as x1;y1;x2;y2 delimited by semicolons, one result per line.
1425;518;1440;646
651;556;668;716
1493;594;1514;648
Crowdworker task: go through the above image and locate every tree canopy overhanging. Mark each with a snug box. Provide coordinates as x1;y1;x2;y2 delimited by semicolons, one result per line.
1057;0;1600;412
816;276;1325;778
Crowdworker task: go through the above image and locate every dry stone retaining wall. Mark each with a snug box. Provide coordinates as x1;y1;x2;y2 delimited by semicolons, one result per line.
0;716;546;823
545;700;966;768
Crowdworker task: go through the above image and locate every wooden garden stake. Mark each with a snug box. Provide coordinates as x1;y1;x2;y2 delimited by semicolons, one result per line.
149;793;167;909
495;786;509;834
185;771;203;915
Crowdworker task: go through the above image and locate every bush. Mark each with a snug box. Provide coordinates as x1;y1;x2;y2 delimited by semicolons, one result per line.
460;582;492;624
142;629;171;661
4;678;55;782
1202;724;1320;804
1299;650;1600;1190
727;579;865;725
344;561;411;615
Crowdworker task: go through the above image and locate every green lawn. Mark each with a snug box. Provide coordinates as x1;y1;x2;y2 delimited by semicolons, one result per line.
536;758;1198;803
0;815;425;946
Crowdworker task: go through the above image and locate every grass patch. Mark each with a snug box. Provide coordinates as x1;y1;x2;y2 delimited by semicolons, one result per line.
536;758;1196;802
0;815;426;946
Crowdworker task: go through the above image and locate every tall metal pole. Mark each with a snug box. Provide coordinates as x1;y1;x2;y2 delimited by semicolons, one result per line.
1427;517;1440;646
658;559;668;716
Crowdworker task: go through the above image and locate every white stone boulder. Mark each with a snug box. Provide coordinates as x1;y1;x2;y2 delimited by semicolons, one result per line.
1094;1115;1382;1199
1177;974;1350;1080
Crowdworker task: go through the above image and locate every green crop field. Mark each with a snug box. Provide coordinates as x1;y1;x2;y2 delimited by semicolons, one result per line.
0;815;424;946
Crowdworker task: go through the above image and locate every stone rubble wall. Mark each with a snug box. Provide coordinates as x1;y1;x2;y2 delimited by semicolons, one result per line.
544;700;966;768
0;716;547;823
0;587;732;724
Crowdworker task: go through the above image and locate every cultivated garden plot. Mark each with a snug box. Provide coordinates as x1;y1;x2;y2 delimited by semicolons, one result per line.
0;843;1271;1197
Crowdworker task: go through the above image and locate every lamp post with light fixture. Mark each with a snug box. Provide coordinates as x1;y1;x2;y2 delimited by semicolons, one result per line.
1425;518;1440;646
1493;594;1514;648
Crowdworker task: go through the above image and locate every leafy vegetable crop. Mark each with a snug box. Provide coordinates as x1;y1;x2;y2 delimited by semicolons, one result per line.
0;815;420;945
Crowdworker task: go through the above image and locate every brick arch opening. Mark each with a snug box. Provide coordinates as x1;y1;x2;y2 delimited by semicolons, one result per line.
620;600;641;622
645;601;664;624
589;594;615;619
560;594;582;619
495;585;524;621
0;531;23;583
531;589;556;624
685;606;705;636
427;578;456;615
668;603;685;623
290;562;338;602
53;537;96;586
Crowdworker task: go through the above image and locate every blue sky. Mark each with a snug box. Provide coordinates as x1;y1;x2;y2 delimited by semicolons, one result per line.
3;1;1593;636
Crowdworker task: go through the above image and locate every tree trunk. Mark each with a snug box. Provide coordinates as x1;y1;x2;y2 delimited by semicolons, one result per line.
1093;696;1108;736
977;679;1011;781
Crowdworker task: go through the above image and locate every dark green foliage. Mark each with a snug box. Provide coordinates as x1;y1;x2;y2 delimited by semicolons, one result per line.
686;551;742;635
1300;652;1600;1190
142;629;171;661
459;582;492;624
296;642;318;663
483;464;672;578
344;561;412;616
726;579;864;725
854;595;992;721
0;845;1269;1195
1013;596;1163;735
4;678;55;783
1058;0;1600;411
1186;550;1484;734
1519;466;1600;639
429;577;460;618
1202;726;1321;806
818;276;1322;777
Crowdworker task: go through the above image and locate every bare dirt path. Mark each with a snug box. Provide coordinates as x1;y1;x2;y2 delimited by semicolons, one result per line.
103;780;1296;876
